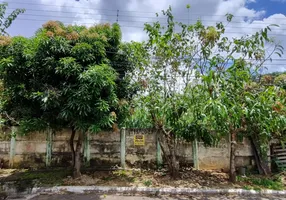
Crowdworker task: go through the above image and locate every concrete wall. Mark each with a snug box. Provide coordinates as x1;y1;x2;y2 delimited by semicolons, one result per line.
50;129;121;167
0;128;254;171
198;137;254;171
126;129;157;168
89;131;121;166
125;129;194;168
0;133;10;167
15;133;46;168
198;138;230;171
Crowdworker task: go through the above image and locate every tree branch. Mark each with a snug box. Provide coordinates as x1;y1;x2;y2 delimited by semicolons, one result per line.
4;112;20;125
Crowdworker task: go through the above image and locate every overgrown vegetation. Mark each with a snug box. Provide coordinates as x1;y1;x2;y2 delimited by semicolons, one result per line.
130;5;286;182
0;2;285;186
238;175;284;190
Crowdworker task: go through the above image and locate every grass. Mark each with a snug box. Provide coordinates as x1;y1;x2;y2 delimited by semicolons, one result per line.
0;168;71;186
111;169;136;183
143;180;152;187
112;169;129;177
238;175;284;190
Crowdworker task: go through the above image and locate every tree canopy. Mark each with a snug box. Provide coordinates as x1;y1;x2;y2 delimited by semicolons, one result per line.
0;21;134;177
129;6;286;181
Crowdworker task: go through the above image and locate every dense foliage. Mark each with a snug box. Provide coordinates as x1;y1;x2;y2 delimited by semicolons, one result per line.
0;3;285;182
0;21;134;177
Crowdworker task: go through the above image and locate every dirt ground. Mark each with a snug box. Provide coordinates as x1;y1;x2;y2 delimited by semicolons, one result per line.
1;168;285;190
62;168;286;190
62;168;232;189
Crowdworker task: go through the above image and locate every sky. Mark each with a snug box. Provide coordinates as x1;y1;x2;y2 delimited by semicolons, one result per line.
3;0;286;73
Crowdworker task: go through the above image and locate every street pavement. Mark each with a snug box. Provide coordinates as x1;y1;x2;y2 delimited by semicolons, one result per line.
27;194;286;200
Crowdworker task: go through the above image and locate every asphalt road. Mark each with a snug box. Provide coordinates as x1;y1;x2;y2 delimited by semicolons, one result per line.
27;194;286;200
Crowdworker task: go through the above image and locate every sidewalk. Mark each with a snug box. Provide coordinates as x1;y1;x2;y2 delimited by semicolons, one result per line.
11;186;285;200
25;193;286;200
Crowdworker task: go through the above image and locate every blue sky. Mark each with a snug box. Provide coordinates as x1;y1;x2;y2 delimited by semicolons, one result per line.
247;0;286;18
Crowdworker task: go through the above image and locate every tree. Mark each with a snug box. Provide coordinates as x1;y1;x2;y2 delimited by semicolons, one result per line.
198;64;286;182
0;2;25;36
132;6;285;181
274;73;286;89
131;6;228;177
260;71;286;88
0;2;24;131
0;21;133;177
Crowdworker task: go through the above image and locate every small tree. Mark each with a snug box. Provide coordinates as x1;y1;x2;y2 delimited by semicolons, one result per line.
198;64;286;182
132;5;285;180
132;6;229;177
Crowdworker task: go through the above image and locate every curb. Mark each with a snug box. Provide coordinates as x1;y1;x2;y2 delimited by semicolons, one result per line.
26;186;286;197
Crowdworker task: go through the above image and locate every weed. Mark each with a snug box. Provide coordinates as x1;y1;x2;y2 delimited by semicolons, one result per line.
242;185;252;190
253;186;262;191
143;180;152;187
112;170;128;177
238;176;284;190
111;170;135;183
127;177;136;183
236;176;243;182
102;176;114;181
251;177;283;190
132;170;142;177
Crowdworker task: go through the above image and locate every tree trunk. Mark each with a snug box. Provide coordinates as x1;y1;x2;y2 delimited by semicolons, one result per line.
73;131;83;178
169;140;180;178
70;127;76;168
229;132;236;183
158;131;180;179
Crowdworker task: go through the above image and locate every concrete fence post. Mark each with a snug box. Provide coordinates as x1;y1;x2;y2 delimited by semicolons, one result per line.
45;128;53;167
156;132;162;169
120;127;126;169
192;138;199;170
83;132;91;166
9;126;17;168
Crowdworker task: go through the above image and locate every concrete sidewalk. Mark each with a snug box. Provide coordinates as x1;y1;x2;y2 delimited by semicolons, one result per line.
5;186;284;200
30;186;286;196
23;193;286;200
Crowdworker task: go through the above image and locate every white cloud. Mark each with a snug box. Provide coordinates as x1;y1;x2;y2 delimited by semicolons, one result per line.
122;28;147;42
40;0;101;26
14;0;284;73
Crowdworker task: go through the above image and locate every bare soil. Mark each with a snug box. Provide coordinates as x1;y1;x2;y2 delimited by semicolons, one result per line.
0;168;285;190
63;168;236;189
